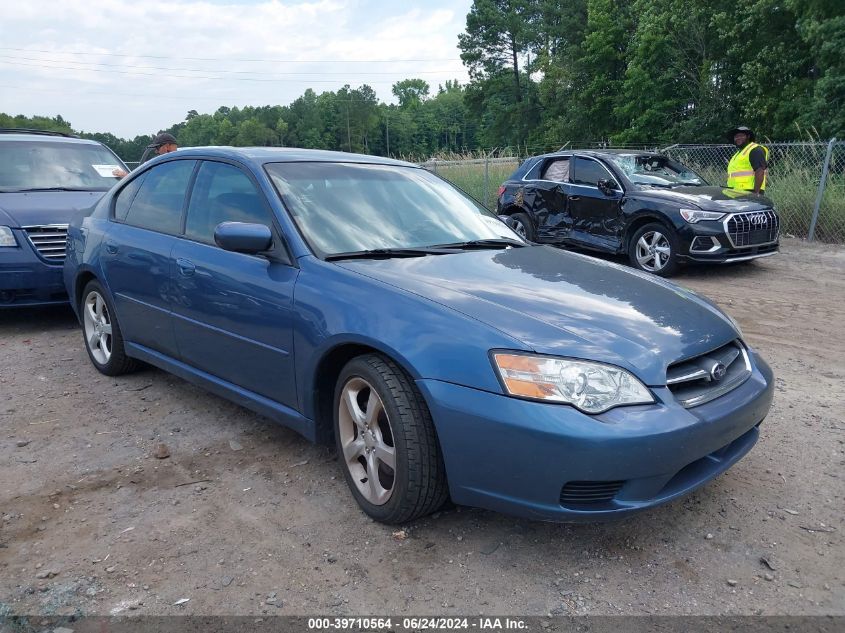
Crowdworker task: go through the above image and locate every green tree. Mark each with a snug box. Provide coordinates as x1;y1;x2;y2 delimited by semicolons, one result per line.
392;79;430;109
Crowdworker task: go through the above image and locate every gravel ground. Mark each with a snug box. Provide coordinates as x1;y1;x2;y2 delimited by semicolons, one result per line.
1;238;843;617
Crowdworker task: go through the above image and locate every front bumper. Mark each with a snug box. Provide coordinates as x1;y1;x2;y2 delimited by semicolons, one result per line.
0;229;68;307
676;221;779;265
418;350;774;522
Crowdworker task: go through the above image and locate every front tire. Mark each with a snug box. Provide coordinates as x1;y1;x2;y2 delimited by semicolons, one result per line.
628;222;680;277
81;280;139;376
334;354;448;524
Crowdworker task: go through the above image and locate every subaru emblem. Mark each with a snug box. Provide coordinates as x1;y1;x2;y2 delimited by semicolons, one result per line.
710;362;727;381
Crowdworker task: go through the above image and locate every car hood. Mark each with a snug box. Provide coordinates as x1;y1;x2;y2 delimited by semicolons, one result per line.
631;186;773;212
337;246;738;385
0;191;106;227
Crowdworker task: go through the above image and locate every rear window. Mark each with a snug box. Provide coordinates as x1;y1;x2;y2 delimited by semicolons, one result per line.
122;160;195;235
0;140;124;191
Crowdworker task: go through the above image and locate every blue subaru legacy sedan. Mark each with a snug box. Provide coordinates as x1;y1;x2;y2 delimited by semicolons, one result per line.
63;147;774;524
1;130;126;307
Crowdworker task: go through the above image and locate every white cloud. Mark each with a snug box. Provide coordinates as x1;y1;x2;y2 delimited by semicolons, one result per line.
0;0;471;138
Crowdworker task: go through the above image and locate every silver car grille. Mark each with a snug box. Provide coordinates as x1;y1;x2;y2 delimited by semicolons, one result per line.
666;340;752;408
724;210;779;248
23;224;69;263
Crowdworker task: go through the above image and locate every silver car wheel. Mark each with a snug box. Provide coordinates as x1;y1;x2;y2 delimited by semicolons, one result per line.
635;230;671;272
337;376;396;505
512;218;528;239
83;290;113;365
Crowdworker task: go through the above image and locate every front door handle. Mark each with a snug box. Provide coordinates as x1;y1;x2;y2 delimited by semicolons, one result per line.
176;258;196;277
105;241;118;254
569;195;581;201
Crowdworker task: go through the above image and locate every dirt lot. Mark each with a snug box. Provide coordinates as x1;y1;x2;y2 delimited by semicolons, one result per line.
1;238;843;617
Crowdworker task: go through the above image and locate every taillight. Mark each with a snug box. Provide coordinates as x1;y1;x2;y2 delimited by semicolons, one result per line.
497;185;506;197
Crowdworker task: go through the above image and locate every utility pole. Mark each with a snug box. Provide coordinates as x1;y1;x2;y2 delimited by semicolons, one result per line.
385;110;390;157
346;104;352;152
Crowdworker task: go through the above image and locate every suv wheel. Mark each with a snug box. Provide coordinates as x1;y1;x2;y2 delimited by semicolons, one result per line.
629;223;679;277
510;212;535;241
334;354;448;524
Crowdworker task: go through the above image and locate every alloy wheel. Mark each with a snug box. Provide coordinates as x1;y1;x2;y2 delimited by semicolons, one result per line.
635;230;671;272
83;290;113;365
337;376;396;505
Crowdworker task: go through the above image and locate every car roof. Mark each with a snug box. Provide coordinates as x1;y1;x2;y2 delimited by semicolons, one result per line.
0;131;104;146
530;149;663;161
170;146;418;168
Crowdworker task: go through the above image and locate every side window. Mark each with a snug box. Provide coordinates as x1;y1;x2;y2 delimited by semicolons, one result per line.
185;161;273;245
113;173;147;221
523;160;544;180
123;161;195;234
572;157;613;187
542;158;570;182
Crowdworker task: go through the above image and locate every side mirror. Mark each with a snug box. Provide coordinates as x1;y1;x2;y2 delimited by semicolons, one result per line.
214;222;273;254
597;178;619;196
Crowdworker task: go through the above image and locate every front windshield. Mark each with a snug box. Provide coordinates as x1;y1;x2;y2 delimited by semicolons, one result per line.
265;162;523;256
0;140;124;192
607;154;707;187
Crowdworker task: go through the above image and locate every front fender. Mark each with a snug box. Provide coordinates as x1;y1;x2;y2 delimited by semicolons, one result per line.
291;256;527;420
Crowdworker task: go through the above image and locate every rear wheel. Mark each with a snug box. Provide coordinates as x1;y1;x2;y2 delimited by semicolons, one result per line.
628;222;680;277
509;212;535;241
334;354;448;524
81;280;138;376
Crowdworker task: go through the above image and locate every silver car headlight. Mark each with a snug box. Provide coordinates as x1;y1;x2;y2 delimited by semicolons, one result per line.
0;226;17;247
680;208;725;223
492;352;654;414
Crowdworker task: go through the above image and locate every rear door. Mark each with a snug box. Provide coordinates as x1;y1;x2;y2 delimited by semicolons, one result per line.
101;159;197;357
523;157;571;242
170;160;299;409
567;156;624;250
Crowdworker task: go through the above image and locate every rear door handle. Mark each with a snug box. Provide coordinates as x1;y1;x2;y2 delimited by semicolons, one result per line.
569;195;581;201
105;241;118;254
176;257;196;276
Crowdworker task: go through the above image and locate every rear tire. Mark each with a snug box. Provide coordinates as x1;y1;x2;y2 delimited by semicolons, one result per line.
334;354;448;524
628;222;680;277
510;212;536;241
80;280;139;376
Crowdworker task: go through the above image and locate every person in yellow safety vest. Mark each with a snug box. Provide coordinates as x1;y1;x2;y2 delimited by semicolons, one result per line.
726;126;769;194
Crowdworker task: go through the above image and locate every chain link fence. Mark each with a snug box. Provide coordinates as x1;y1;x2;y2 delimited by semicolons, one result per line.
663;140;844;242
421;140;844;244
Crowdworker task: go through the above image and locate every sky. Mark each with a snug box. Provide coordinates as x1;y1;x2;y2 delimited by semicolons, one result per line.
0;0;473;139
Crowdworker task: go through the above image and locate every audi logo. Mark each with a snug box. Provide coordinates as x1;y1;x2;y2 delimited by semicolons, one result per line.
748;213;768;226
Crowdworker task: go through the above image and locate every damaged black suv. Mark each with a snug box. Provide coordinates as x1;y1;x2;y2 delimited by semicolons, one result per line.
496;150;779;276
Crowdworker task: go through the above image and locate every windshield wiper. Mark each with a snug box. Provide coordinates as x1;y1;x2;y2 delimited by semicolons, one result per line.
325;247;456;261
432;238;526;250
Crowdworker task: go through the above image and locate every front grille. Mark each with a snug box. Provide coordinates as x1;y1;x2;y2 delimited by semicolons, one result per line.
23;225;69;263
725;210;779;247
666;340;751;408
560;480;624;507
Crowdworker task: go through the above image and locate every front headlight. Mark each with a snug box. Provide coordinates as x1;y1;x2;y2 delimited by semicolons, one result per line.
0;226;17;247
492;352;654;414
680;208;725;223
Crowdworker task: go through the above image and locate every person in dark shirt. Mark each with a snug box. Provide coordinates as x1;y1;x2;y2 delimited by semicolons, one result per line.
112;133;178;178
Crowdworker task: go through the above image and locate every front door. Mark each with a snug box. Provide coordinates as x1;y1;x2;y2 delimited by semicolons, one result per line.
567;156;624;251
170;160;299;410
